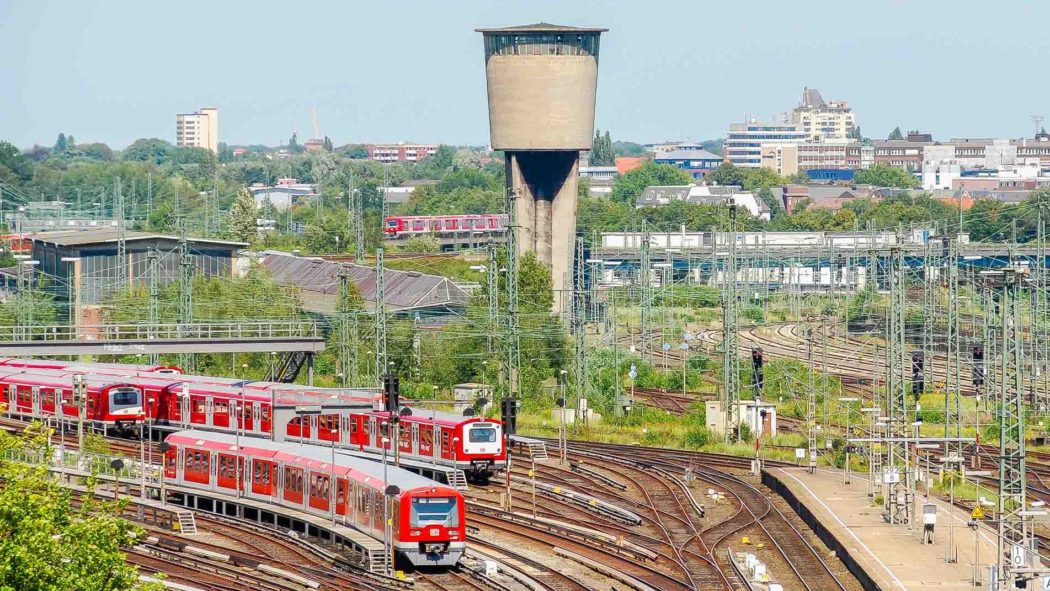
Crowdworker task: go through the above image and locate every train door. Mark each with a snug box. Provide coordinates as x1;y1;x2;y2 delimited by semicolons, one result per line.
399;422;412;455
260;403;271;435
336;478;347;517
440;427;453;460
217;453;237;490
179;394;190;428
240;401;254;432
419;423;434;457
249;402;261;434
31;386;40;417
189;396;205;426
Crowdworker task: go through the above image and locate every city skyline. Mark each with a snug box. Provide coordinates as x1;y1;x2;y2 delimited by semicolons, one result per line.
2;0;1049;149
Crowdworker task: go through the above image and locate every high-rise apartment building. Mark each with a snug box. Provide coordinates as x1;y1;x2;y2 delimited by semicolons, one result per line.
792;88;856;142
724;118;807;168
176;107;219;153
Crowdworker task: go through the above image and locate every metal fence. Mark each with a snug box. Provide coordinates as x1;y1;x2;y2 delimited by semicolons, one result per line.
1;320;320;343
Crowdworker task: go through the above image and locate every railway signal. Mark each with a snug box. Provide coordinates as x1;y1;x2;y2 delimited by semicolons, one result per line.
383;373;400;414
972;345;985;388
911;351;925;396
751;347;764;396
501;397;518;435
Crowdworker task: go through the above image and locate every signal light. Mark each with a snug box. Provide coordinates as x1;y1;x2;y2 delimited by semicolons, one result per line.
911;351;925;396
383;373;400;414
972;345;985;388
501;397;517;436
751;347;764;393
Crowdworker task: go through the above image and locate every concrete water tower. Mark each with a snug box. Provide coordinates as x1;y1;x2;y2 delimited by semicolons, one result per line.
476;23;606;305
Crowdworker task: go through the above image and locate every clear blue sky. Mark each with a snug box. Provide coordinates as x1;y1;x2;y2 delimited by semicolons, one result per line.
2;0;1048;150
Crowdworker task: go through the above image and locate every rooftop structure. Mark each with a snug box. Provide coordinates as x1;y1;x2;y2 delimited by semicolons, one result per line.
258;251;470;317
654;149;723;179
725;118;807;168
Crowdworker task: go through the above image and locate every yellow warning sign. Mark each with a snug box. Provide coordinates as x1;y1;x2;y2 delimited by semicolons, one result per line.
971;506;985;520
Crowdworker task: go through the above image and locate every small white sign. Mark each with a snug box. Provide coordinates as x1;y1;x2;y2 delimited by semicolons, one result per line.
795;448;806;459
884;467;901;484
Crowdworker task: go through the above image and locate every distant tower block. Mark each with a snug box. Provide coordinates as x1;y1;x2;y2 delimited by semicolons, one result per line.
477;23;606;306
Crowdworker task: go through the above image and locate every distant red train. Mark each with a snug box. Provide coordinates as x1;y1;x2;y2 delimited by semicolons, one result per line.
384;214;507;237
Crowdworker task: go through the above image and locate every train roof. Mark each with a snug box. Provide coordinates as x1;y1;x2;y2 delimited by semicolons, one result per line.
168;430;447;492
0;369;137;389
374;408;496;428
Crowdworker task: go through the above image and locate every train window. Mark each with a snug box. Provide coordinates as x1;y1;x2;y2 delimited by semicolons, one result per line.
469;426;497;443
321;478;329;499
263;465;271;485
261;405;270;420
111;389;138;407
219;456;227;478
350;419;358;434
411;497;459;527
442;431;450;448
200;453;209;473
253;462;261;484
18;389;29;403
337;481;345;505
194;399;205;414
215;400;228;415
284;467;293;490
42;389;54;406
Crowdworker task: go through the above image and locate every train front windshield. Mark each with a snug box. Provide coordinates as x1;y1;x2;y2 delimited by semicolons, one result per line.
110;388;141;409
468;426;497;443
410;497;459;528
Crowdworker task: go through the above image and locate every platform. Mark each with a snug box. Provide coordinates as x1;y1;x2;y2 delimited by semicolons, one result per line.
764;466;998;591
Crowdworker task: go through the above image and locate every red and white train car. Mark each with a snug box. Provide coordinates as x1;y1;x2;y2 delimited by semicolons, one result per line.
165;430;465;566
0;361;506;480
0;369;145;434
383;214;507;237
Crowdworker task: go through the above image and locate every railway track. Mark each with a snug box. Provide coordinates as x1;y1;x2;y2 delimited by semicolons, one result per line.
552;440;857;591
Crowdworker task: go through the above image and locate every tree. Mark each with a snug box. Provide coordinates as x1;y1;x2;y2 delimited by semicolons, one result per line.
611;161;691;204
0;427;164;591
0;141;34;183
853;163;918;189
887;126;904;140
53;133;68;154
705;163;745;187
227;188;258;244
217;142;234;163
122;138;175;164
79;142;113;161
589;129;615;166
323;135;333;152
740;167;786;191
342;144;369;159
431;145;455;171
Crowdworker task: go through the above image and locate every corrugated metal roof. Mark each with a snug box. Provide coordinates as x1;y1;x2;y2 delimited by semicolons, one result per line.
26;229;247;248
259;251;469;314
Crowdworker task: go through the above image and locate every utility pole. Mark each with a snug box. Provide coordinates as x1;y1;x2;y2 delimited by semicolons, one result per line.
374;248;386;387
639;220;652;363
886;245;911;526
944;238;962;462
994;267;1033;589
178;233;194;373
487;242;498;356
573;239;587;427
807;324;817;474
504;189;521;400
338;268;359;387
115;178;127;289
147;248;160;365
722;199;741;442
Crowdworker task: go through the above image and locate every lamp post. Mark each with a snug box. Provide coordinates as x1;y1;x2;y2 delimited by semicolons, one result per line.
838;397;859;484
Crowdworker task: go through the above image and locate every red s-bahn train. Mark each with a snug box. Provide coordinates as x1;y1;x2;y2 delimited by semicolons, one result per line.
383;214;507;237
165;430;465;566
0;368;145;434
0;359;506;481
